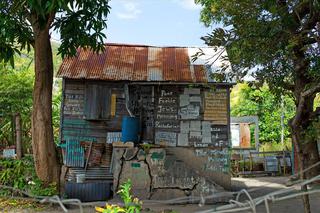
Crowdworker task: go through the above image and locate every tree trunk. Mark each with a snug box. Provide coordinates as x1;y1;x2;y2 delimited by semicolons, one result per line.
290;94;320;213
15;113;22;160
32;27;60;184
291;88;320;179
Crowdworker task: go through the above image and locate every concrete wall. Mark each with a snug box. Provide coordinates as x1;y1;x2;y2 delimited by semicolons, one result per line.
113;147;231;203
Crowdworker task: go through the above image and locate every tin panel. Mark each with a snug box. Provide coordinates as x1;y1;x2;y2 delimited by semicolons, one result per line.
57;43;218;83
65;140;85;167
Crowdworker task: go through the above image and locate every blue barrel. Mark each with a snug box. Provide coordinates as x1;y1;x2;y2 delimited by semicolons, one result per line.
121;116;140;143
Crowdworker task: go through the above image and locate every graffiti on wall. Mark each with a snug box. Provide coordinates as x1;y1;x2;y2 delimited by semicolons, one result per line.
195;148;229;173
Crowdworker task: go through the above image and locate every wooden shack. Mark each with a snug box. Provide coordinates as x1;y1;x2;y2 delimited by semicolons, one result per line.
57;43;234;202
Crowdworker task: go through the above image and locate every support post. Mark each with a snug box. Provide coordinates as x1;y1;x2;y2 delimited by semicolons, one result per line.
15;113;22;159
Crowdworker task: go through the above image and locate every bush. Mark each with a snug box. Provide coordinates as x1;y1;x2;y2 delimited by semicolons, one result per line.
0;156;57;197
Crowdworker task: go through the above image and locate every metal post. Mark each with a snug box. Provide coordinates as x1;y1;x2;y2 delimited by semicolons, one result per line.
281;97;286;174
15;113;22;159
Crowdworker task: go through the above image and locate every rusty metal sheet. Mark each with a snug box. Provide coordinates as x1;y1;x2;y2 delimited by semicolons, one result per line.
147;47;163;81
57;43;217;83
194;65;207;83
175;48;191;81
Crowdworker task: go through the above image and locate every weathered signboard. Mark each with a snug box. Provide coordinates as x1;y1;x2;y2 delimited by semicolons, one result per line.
155;131;177;147
155;87;180;133
204;89;228;125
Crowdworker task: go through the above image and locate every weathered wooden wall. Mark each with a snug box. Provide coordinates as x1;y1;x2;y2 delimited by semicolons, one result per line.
61;80;129;143
61;81;230;148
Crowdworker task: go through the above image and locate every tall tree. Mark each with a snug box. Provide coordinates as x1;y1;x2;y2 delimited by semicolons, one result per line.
0;0;110;184
196;0;319;212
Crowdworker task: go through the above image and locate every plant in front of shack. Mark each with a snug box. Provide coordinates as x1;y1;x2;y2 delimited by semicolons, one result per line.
96;179;142;213
0;157;57;196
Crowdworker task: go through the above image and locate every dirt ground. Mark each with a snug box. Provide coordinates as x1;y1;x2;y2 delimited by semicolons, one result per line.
4;176;320;213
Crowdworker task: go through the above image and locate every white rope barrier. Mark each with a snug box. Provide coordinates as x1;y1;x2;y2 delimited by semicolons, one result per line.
194;160;320;213
0;185;83;213
195;174;320;213
1;160;319;212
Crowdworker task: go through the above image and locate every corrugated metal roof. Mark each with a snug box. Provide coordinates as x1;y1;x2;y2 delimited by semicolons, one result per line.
57;43;229;83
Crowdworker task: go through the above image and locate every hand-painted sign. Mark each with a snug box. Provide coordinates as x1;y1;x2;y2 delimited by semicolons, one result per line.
155;131;177;147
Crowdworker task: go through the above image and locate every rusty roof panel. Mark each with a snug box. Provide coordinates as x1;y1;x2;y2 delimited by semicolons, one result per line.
57;43;226;83
194;65;207;83
133;47;148;80
175;48;192;82
147;47;163;81
162;48;176;81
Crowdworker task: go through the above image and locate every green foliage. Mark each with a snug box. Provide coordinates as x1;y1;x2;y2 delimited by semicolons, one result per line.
196;0;320;89
259;140;292;152
0;46;62;148
28;179;57;197
0;157;57;196
0;60;33;147
52;84;62;144
95;179;142;213
140;144;152;154
0;0;111;63
118;179;142;213
0;159;28;189
0;63;33;115
231;83;295;144
1;0;110;183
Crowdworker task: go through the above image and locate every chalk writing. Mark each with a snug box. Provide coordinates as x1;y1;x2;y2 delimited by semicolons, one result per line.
202;136;211;144
194;148;229;173
153;176;197;189
194;148;228;156
158;97;177;104
194;142;209;148
189;131;202;139
156;114;178;120
65;94;84;100
157;105;177;113
155;121;179;129
204;90;228;124
161;90;173;97
211;126;228;132
107;132;122;143
180;105;200;119
155;131;177;147
154;87;180;134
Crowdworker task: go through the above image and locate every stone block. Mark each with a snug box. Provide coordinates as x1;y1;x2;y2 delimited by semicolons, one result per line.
112;148;125;191
137;149;146;161
119;160;151;199
150;188;186;200
124;147;139;160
